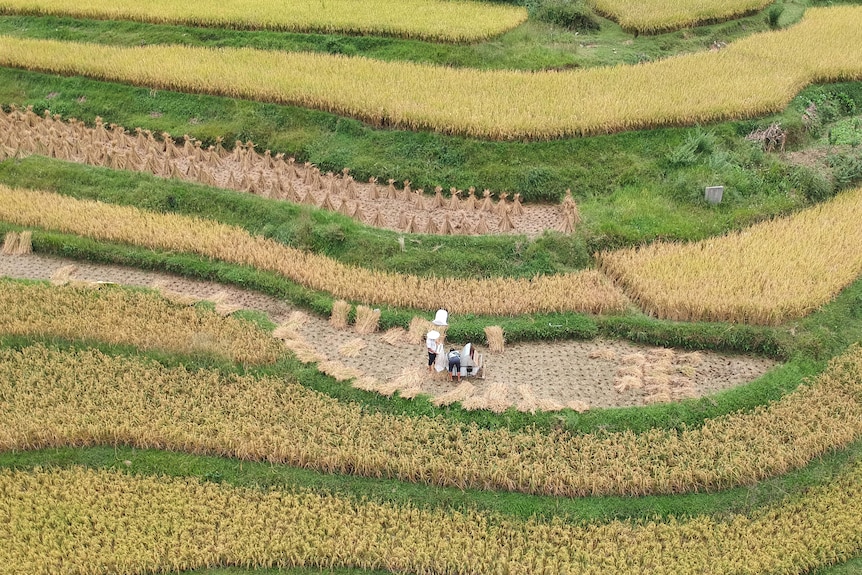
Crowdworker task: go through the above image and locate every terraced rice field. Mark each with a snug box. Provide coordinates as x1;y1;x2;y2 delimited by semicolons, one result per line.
2;0;862;573
0;0;528;41
0;7;860;139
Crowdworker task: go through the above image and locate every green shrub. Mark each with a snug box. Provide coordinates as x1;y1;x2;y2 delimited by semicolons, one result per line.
790;165;834;203
533;0;601;31
828;151;862;189
766;3;785;29
666;128;716;167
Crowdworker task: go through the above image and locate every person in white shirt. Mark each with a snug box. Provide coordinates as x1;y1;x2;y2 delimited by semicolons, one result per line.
426;329;440;373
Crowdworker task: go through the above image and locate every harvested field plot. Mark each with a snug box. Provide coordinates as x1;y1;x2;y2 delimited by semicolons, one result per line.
0;252;777;410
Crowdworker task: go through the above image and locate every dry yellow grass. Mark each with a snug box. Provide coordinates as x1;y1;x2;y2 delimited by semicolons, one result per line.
0;186;627;316
0;0;527;42
3;464;862;575
599;185;862;324
589;0;771;33
0;7;859;139
0;279;282;364
3;343;862;497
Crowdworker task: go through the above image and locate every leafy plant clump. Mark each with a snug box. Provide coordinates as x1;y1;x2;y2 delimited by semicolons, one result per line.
532;0;602;31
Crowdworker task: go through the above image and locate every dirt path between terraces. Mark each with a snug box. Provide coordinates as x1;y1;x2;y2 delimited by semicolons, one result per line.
0;253;777;412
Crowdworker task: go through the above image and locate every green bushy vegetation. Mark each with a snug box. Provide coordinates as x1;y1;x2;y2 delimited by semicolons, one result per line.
531;0;603;31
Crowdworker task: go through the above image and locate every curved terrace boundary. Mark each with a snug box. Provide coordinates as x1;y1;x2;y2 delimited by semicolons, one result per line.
2;464;862;573
0;0;528;42
3;182;862;324
0;7;859;140
2;343;861;497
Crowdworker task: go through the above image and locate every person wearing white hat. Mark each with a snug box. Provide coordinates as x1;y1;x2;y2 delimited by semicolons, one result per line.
426;329;440;373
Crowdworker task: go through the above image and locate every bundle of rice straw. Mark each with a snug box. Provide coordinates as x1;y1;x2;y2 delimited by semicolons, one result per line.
621;352;647;365
283;338;326;363
318;360;363;382
482;381;512;414
338;338;366;358
614;375;643;393
484;325;505;353
536;397;563;412
273;311;308;340
214;302;243;316
588;348;616;360
515;384;538;413
407;317;431;345
15;231;32;255
50;264;79;286
649;347;676;360
678;351;705;366
432;381;476;407
151;280;200;306
461;395;490;411
352;376;381;392
616;365;643;378
644;391;672;404
567;400;590;413
354;305;381;334
1;232;18;255
379;327;407;346
330;300;351;329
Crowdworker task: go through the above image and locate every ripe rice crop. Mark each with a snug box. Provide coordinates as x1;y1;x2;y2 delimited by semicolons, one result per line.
598;185;862;325
588;0;771;34
2;464;862;574
2;343;862;497
0;186;628;316
0;7;860;139
0;0;527;42
0;279;282;364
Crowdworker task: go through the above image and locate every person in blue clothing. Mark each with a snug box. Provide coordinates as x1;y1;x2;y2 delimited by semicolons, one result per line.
447;348;461;382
